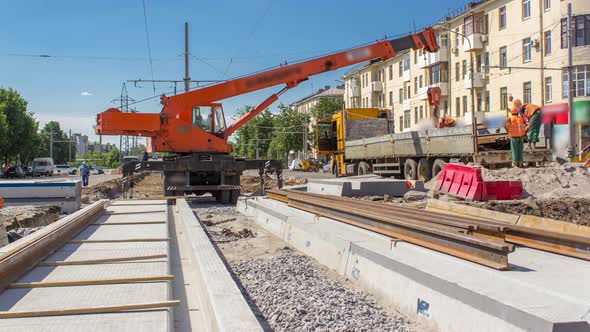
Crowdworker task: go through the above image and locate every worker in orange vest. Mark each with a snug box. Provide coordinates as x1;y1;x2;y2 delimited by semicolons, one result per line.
521;103;542;149
504;107;527;167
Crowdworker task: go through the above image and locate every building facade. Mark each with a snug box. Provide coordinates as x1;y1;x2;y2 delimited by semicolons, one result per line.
71;133;89;157
343;0;590;143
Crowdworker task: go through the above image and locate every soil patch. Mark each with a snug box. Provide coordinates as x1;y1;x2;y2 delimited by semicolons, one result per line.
240;174;307;193
0;205;61;231
81;172;149;203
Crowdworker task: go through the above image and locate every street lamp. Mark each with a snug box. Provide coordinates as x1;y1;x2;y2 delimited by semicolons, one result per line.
439;25;479;159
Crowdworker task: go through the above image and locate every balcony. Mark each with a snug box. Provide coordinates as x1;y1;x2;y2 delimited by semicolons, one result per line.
403;99;411;110
418;47;449;68
418;54;429;69
371;81;383;93
417;87;429;100
403;69;410;82
463;33;483;52
464;72;486;89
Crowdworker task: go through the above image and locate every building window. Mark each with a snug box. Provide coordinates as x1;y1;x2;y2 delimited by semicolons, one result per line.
440;34;449;47
389;65;393;80
545;77;553;103
462;96;468;115
443;100;448;116
485;91;490;112
544;31;552;56
399;88;404;102
464;13;484;36
544;0;551;11
403;57;410;71
523;38;532;63
475;54;482;73
484;52;490;73
462;60;467;79
455;62;460;81
404;110;411;129
419;106;424;119
477;93;483;113
407;85;411;99
389;91;393;106
414;107;418;124
414;51;418;64
454;28;460;47
499;46;507;68
419;75;423;88
430;63;449;84
499;6;507;30
561;15;590;48
500;87;508;109
414;77;418;94
399;116;403;131
398;61;403;77
562;65;590;98
523;81;532;104
455;97;461;117
523;0;531;19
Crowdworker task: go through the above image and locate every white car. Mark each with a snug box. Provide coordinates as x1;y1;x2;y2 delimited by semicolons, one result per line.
54;165;75;175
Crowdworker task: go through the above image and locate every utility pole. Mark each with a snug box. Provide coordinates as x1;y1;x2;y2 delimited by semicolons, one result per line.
111;83;134;160
69;129;72;162
303;110;308;159
567;2;575;159
184;22;190;93
50;126;53;159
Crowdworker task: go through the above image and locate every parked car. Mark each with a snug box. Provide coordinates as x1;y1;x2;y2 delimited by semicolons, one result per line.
32;158;55;176
55;164;75;175
4;166;25;178
24;166;34;177
90;166;104;175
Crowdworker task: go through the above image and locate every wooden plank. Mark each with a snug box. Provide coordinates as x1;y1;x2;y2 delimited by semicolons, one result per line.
90;221;166;225
426;199;519;225
7;275;175;288
69;238;170;243
38;254;167;266
104;210;166;215
0;300;180;318
516;215;590;238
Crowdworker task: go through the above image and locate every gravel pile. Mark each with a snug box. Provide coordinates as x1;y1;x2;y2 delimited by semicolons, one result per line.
234;252;415;332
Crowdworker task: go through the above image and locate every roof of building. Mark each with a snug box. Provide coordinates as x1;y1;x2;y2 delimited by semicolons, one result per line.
290;87;344;107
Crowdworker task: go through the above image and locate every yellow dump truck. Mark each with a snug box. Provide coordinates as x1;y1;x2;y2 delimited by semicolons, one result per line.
316;108;552;181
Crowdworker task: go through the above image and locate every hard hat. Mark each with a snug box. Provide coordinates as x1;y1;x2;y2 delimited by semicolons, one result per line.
513;99;522;108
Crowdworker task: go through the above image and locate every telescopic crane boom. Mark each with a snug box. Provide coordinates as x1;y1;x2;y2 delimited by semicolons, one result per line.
96;28;439;154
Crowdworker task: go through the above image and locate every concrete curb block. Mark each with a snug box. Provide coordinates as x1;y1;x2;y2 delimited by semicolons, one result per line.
238;197;590;332
176;199;263;332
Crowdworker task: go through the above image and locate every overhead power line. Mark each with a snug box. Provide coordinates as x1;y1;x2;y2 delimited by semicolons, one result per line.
141;0;156;94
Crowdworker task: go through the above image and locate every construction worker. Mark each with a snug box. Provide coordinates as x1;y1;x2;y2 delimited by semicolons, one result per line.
79;161;90;187
521;103;542;149
504;107;527;167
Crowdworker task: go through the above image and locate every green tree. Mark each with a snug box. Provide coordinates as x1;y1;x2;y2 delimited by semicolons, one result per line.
0;88;40;165
267;103;305;163
38;121;76;164
233;106;274;159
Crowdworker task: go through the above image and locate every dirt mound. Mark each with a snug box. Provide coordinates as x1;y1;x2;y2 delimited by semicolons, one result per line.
81;172;149;203
0;205;61;231
240;175;307;193
481;166;590;199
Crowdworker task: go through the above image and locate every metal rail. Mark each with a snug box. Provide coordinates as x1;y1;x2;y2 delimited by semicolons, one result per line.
267;190;590;263
267;190;513;270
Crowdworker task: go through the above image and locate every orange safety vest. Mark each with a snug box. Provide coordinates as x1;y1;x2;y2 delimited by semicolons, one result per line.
507;115;527;137
523;103;541;119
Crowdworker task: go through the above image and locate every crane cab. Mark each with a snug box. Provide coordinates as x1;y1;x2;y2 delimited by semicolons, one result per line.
191;103;227;136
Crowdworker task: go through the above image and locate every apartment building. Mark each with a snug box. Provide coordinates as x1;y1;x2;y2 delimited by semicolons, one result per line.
343;0;590;139
290;85;345;116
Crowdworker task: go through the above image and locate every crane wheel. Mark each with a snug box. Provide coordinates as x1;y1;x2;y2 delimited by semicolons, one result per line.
404;159;418;180
417;159;432;182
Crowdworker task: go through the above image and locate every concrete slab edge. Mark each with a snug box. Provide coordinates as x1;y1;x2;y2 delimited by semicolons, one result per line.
238;197;590;332
175;199;263;332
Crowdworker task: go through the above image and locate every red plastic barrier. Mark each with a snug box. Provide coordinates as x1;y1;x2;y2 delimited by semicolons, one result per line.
435;164;523;201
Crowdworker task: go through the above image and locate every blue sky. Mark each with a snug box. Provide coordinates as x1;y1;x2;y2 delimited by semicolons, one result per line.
0;0;469;145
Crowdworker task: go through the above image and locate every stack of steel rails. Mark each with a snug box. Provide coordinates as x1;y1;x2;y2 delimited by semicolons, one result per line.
265;190;590;270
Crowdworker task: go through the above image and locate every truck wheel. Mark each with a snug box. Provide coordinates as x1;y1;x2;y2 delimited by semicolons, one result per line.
432;159;446;178
230;190;240;204
417;159;432;182
404;159;418;180
358;162;369;176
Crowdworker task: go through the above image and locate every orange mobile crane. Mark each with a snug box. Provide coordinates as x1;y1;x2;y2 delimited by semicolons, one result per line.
96;28;439;203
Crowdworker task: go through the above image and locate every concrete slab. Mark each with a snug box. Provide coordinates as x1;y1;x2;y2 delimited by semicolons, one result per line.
307;176;424;197
238;197;590;332
0;179;81;213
